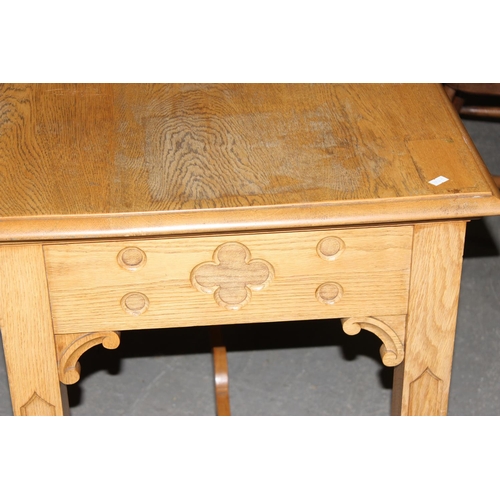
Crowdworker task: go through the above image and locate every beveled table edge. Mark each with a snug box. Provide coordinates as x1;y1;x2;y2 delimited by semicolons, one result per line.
1;192;500;243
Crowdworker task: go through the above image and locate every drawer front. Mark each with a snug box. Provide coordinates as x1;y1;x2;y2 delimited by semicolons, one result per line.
44;227;413;334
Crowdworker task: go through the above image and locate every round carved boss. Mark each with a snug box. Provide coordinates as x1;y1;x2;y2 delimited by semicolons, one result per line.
316;236;345;261
316;282;344;305
121;292;150;316
117;247;147;271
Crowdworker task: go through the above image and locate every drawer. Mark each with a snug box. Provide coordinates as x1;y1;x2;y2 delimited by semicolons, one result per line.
43;226;413;334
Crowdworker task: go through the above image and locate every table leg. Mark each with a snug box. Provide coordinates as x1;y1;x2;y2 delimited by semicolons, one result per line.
0;245;69;416
210;326;231;416
392;222;466;416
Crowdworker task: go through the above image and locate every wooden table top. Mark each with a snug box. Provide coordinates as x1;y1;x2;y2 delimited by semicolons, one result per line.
1;83;499;242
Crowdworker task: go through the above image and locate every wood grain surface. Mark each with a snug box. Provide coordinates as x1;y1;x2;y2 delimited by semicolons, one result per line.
391;222;466;416
0;245;68;415
1;84;499;241
43;226;413;334
0;84;494;417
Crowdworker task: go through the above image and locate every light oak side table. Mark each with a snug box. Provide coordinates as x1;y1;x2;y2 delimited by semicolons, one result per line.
1;83;499;416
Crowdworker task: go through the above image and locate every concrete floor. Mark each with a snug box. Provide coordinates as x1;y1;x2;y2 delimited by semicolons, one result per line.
0;117;499;416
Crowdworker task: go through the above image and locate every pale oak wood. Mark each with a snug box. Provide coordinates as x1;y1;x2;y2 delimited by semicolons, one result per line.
341;315;406;367
55;331;121;385
43;227;413;334
1;84;500;416
0;245;68;415
3;194;500;244
0;84;499;243
391;222;467;416
191;241;275;311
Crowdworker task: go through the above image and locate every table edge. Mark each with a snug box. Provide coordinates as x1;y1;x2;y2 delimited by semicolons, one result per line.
1;192;500;243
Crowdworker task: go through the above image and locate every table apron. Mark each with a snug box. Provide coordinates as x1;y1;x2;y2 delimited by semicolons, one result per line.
43;226;414;334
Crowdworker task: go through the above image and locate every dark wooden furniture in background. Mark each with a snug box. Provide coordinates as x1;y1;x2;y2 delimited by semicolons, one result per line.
444;84;500;119
444;84;500;188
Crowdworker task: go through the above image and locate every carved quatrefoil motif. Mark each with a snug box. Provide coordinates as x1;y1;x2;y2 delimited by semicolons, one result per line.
191;242;274;310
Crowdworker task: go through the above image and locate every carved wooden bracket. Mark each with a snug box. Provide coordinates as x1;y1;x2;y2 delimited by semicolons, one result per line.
191;242;274;310
341;316;405;367
55;331;121;385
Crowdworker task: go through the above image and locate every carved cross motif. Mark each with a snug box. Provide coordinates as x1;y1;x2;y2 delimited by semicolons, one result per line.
191;242;274;310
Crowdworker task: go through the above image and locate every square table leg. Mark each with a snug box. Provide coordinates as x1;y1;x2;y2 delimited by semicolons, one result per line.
0;245;69;416
392;222;467;416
